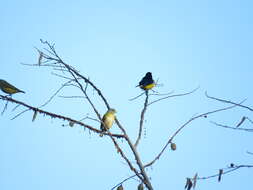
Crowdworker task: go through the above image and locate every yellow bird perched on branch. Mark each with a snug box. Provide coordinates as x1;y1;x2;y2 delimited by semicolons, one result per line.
136;72;155;90
0;79;25;95
100;108;116;137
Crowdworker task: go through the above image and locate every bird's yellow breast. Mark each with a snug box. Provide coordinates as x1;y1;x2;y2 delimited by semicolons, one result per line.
142;83;155;90
103;113;116;130
3;87;19;94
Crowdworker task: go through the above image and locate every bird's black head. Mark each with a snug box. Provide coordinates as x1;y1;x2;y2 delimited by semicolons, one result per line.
145;72;152;77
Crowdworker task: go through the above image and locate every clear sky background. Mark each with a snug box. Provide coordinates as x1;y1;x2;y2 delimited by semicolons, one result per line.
1;0;253;189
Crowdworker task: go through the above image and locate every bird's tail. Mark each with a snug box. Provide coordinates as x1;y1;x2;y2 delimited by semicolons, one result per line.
19;90;25;93
100;124;105;137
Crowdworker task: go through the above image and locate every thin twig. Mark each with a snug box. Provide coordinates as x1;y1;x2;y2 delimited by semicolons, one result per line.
205;92;253;111
39;81;72;108
1;99;9;115
148;87;199;106
58;95;86;99
210;121;253;132
11;104;21;112
149;90;174;96
11;108;30;120
129;92;145;101
80;116;100;123
111;174;138;190
195;164;253;181
51;72;75;81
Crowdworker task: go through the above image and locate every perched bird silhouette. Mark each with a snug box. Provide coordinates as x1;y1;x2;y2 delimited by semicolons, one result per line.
136;72;155;90
100;108;116;137
0;79;25;95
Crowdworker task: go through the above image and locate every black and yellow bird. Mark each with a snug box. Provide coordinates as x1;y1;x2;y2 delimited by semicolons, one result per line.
136;72;155;90
0;79;25;95
100;108;116;137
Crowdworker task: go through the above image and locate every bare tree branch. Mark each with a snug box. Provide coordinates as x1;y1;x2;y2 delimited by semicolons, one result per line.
195;164;253;181
108;132;143;182
11;108;30;120
205;92;253;112
210;121;253;132
111;174;138;190
115;119;153;189
149;90;174;96
135;91;149;147
129;92;145;101
144;102;245;168
1;99;9;115
148;87;199;106
39;80;73;108
0;95;124;138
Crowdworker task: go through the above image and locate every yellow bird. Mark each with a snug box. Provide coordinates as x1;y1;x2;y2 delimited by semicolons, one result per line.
100;108;116;137
0;79;25;95
136;72;155;90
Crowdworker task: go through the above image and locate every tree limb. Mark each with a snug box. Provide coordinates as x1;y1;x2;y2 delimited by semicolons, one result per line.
195;164;253;181
205;92;253;112
148;87;199;106
0;95;124;138
144;102;245;168
135;91;149;147
210;121;253;132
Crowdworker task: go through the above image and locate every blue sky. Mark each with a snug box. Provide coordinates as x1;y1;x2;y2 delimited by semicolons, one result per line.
1;0;253;189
